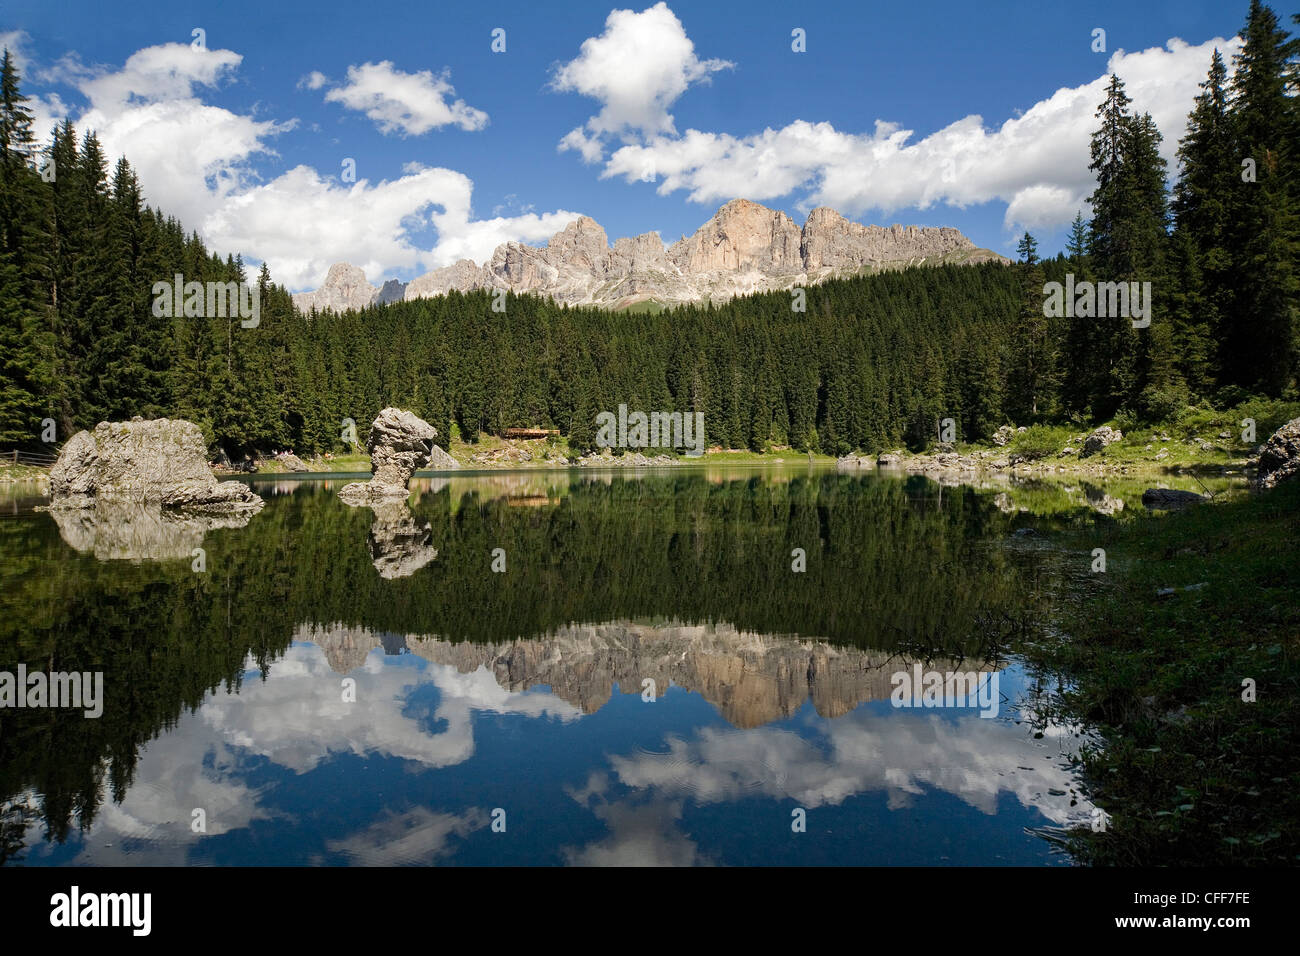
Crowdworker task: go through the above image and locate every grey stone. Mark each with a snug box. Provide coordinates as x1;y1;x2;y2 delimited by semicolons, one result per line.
47;418;262;512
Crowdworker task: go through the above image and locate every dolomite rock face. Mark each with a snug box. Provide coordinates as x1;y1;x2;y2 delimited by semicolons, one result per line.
610;232;671;272
47;418;263;512
801;207;977;270
338;408;438;504
291;262;377;314
375;279;408;305
667;199;804;274
293;199;1007;312
403;259;488;299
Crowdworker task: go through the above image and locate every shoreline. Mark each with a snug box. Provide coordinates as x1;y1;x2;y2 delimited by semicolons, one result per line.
1022;480;1300;865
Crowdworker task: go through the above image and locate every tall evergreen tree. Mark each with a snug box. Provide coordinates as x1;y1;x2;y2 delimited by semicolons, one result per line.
1221;0;1298;394
0;49;49;444
1170;50;1234;395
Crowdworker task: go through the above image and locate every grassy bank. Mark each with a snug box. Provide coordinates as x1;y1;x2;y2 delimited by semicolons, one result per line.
0;461;50;483
1029;480;1300;865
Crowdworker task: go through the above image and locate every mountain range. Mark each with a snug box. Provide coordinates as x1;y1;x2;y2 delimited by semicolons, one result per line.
292;198;1008;313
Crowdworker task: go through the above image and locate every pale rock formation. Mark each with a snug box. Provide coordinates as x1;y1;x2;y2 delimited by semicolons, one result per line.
1081;426;1123;457
292;199;1007;313
291;262;377;313
426;443;460;471
404;260;488;299
1253;417;1300;490
667;199;803;274
47;418;262;512
338;408;438;503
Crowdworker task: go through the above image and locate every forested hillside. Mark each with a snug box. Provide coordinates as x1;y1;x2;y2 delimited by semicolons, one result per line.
0;1;1295;458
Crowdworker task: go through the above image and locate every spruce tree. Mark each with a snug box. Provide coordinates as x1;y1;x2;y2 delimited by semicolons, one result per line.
1222;0;1298;395
1170;50;1234;396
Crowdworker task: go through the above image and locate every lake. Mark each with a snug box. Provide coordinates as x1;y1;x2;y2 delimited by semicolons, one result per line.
0;466;1226;866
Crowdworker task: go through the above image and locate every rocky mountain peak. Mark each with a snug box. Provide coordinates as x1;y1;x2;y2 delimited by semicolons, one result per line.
293;262;378;314
292;200;1006;313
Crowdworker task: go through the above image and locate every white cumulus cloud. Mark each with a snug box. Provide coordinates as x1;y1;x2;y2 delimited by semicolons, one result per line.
552;1;732;161
592;35;1240;233
17;41;575;290
324;60;488;135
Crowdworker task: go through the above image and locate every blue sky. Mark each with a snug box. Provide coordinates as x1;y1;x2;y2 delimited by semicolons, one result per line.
1;0;1258;290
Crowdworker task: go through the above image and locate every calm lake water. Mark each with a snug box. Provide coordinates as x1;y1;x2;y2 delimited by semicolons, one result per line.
1;466;1227;866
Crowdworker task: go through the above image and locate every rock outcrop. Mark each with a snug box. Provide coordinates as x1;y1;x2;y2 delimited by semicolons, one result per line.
427;443;460;471
1254;417;1300;490
292;199;1007;313
1081;426;1123;457
1142;488;1209;509
338;408;438;504
47;418;263;512
801;208;977;270
374;279;408;305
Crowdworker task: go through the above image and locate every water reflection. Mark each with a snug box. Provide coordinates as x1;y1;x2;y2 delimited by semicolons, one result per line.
7;637;1088;866
0;467;1158;865
48;502;259;562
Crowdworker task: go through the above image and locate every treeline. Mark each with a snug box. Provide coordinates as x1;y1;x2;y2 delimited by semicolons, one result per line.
1017;0;1299;423
0;1;1295;457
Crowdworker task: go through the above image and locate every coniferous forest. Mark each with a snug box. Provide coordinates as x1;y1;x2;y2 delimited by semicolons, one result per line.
1;2;1296;459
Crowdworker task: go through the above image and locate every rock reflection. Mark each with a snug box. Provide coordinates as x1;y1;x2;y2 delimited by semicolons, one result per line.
365;501;438;579
49;503;258;562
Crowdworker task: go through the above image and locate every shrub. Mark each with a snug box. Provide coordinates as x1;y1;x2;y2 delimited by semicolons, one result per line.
1010;424;1065;461
1138;384;1192;423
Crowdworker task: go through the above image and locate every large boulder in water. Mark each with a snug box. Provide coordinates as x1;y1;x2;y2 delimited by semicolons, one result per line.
1254;417;1300;490
47;418;262;512
339;408;438;503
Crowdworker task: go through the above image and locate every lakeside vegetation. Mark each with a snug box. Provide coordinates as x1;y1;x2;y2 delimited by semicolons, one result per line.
1030;480;1300;865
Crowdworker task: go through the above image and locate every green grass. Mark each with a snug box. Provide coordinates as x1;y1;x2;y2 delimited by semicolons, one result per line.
1027;480;1300;865
0;462;48;482
251;453;372;474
